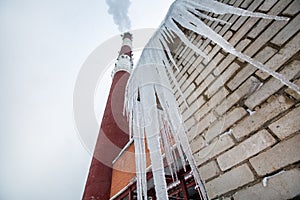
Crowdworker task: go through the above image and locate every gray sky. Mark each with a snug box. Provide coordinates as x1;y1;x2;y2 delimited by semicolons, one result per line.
0;0;173;199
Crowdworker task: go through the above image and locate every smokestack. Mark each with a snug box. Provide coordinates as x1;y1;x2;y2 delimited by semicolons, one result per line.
112;32;133;76
82;33;133;200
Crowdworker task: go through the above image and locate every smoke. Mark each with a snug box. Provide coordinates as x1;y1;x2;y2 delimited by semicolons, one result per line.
106;0;131;32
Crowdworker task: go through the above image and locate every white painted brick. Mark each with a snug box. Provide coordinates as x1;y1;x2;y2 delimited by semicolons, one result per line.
178;73;188;87
244;20;287;57
231;0;262;31
214;39;251;76
206;62;240;97
229;17;258;46
233;168;300;200
216;76;261;116
190;136;206;154
196;88;229;121
192;75;215;103
181;69;199;92
240;0;253;9
259;0;278;11
248;0;291;39
271;14;300;46
200;53;224;80
204;107;247;142
256;31;300;79
232;95;294;140
269;106;300;140
227;46;277;91
245;60;300;109
195;134;235;166
186;88;205;105
250;134;300;176
182;96;205;121
217;129;276;171
198;160;220;181
182;83;196;99
206;164;254;199
185;117;196;131
188;112;217;141
285;79;300;100
283;0;300;15
191;57;204;69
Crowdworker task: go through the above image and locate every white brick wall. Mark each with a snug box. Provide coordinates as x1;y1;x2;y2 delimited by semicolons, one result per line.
232;95;294;140
233;168;300;200
269;106;300;139
170;0;300;199
217;129;276;171
205;164;254;198
249;134;300;176
195;134;235;166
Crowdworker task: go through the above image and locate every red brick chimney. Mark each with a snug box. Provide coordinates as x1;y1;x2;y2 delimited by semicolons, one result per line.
82;32;133;200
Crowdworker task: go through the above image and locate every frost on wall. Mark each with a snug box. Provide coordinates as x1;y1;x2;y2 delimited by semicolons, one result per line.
124;0;299;199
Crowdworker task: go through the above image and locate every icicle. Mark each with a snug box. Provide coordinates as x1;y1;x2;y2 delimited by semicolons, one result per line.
162;26;175;43
182;0;289;21
124;1;298;200
159;37;180;72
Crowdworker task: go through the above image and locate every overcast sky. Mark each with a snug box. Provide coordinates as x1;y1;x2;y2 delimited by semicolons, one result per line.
0;0;174;199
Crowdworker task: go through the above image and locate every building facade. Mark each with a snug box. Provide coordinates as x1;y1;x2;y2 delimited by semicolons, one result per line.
84;0;300;199
170;0;300;199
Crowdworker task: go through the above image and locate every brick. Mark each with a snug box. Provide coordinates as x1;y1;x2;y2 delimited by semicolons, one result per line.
248;0;291;38
245;60;300;109
182;83;196;99
188;112;217;141
213;39;251;76
182;96;205;121
181;68;199;92
285;79;300;100
196;88;229;121
257;31;300;79
206;164;254;199
233;168;300;200
206;62;240;97
178;73;188;87
195;134;235;166
195;71;214;86
227;46;277;91
204;107;247;142
190;136;206;154
250;134;300;176
191;74;215;100
269;106;300;139
186;87;205;105
240;0;253;9
271;14;300;46
230;0;262;31
191;56;204;69
244;19;287;57
185;117;196;131
259;0;278;11
283;0;300;15
198;160;220;181
232;95;294;140
216;76;261;116
229;17;259;45
217;129;276;171
183;50;196;66
198;53;223;83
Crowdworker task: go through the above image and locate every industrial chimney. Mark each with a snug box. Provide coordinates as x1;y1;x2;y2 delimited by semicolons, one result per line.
82;32;133;200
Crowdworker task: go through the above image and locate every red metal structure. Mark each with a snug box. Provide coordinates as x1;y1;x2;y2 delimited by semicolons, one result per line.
82;33;133;200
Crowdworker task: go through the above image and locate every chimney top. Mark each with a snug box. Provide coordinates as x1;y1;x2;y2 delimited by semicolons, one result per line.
111;32;133;77
122;32;132;40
